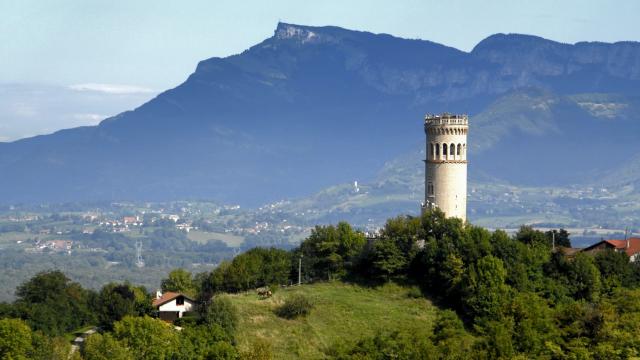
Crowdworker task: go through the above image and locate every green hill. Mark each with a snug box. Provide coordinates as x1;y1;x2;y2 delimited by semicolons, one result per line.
227;281;454;359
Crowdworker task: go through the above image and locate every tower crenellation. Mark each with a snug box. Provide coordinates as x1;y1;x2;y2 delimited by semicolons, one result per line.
423;113;468;221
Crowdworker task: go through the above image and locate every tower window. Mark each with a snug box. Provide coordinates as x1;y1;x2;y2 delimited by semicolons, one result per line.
457;144;461;155
430;143;434;158
436;143;440;156
442;144;447;156
450;144;455;157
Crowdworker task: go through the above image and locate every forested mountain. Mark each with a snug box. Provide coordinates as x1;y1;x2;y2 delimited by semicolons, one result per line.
1;23;639;206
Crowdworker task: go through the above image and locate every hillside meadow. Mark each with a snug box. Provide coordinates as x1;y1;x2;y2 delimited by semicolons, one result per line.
228;282;448;359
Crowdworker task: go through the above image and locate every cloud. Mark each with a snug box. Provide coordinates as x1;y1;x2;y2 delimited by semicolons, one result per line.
12;102;38;118
72;113;105;122
68;83;155;95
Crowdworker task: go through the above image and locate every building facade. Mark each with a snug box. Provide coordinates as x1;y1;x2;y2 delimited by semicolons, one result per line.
153;291;195;322
423;113;468;221
582;238;640;262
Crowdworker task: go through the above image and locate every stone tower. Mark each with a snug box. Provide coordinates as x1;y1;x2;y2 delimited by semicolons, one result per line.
423;113;468;221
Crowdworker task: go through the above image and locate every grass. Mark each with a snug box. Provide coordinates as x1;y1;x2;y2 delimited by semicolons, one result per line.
0;232;34;246
228;282;438;359
187;230;244;247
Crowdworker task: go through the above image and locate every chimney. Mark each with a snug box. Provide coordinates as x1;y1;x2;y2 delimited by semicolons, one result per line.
625;227;630;249
156;289;162;299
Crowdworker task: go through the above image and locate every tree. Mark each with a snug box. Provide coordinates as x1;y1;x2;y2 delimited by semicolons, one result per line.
462;255;511;322
474;319;515;360
82;333;132;360
336;222;366;260
161;269;195;297
569;253;601;301
112;316;179;360
516;226;548;247
332;330;437;359
431;310;471;359
96;283;152;329
14;271;95;335
368;238;407;280
298;223;365;280
29;332;71;360
205;247;291;293
410;209;469;301
176;324;238;360
595;249;634;290
380;216;423;258
201;296;238;339
506;292;560;356
545;229;571;248
0;318;32;359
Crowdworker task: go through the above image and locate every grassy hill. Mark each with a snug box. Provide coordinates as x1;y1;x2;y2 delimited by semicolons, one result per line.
226;282;447;359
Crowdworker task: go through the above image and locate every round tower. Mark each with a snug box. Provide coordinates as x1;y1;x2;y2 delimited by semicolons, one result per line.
423;113;468;221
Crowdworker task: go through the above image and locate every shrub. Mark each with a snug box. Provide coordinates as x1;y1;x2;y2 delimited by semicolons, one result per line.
406;287;423;299
0;318;33;359
275;294;314;319
201;296;238;338
330;330;436;359
174;312;199;327
82;333;132;360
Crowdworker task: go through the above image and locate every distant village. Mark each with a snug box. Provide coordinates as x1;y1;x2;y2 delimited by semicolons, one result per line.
0;201;315;257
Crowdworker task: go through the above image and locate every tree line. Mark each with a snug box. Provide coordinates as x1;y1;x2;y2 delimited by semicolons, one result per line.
2;208;640;359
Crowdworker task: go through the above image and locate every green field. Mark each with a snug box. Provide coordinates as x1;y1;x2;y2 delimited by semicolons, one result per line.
472;213;576;228
0;232;34;245
228;282;439;359
187;230;244;247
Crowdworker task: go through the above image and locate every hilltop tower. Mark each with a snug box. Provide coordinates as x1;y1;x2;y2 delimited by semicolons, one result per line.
423;113;468;221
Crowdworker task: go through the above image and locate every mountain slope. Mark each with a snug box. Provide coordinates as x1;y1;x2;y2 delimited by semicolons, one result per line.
1;23;639;206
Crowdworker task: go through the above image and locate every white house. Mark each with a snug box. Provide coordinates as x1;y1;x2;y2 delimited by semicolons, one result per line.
153;291;195;322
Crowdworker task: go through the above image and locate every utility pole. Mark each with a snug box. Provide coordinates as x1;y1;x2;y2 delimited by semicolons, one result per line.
552;231;555;252
625;227;630;249
298;255;303;286
135;240;145;268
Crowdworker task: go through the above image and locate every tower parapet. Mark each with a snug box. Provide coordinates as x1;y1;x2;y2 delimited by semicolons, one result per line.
423;113;468;221
425;113;468;126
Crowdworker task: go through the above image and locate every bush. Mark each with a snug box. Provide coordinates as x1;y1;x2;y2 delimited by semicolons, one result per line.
406;287;423;299
329;330;436;359
201;296;238;338
174;312;199;327
0;318;33;359
275;294;314;319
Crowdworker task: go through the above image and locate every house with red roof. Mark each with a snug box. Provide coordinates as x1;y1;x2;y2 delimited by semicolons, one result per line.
582;238;640;262
152;290;195;322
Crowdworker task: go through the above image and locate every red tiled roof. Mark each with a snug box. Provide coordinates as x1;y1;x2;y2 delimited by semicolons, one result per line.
584;238;640;257
152;292;194;307
609;238;640;257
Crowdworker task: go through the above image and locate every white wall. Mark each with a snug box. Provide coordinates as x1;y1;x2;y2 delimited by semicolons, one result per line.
158;298;194;316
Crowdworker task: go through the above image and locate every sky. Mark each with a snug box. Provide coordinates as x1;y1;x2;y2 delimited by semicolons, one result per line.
1;0;639;141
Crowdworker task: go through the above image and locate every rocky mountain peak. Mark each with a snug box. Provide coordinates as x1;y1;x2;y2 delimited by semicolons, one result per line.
274;22;328;44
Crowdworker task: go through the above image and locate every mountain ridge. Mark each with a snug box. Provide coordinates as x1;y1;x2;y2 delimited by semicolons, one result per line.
1;23;639;207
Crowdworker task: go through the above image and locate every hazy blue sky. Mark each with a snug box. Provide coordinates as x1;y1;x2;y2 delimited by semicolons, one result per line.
1;0;639;141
